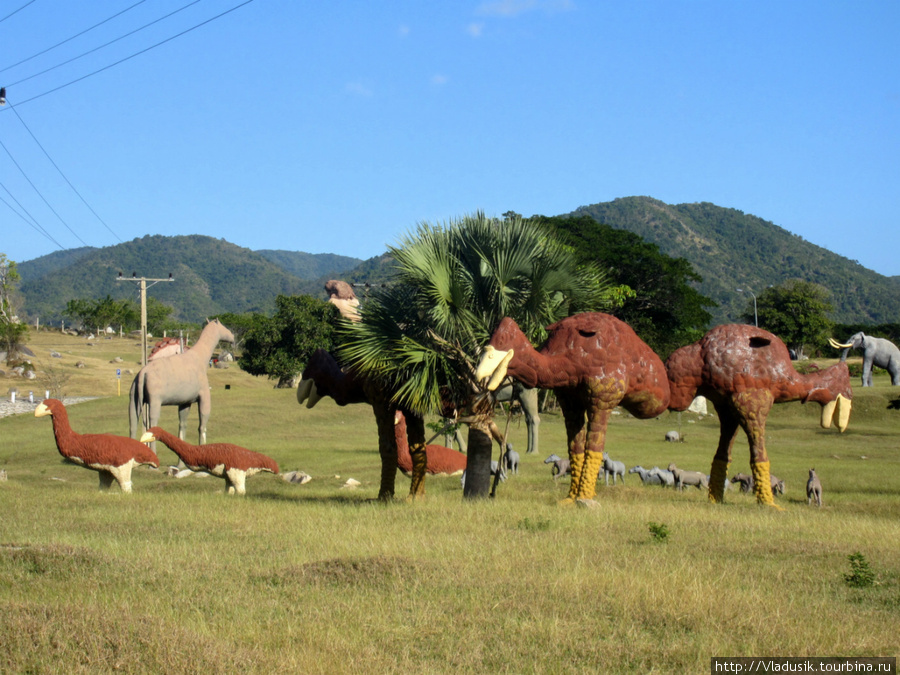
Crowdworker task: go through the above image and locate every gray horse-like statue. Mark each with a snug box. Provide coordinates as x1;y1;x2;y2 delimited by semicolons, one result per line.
830;332;900;387
129;319;235;444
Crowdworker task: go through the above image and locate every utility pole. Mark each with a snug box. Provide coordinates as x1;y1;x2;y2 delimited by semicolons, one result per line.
116;272;174;367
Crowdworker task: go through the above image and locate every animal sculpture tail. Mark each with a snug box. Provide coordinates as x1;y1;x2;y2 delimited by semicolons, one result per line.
128;370;146;439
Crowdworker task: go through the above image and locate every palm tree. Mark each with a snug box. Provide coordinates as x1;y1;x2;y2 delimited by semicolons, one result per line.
339;213;621;498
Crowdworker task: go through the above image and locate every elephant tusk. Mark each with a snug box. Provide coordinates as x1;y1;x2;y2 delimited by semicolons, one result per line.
829;337;852;350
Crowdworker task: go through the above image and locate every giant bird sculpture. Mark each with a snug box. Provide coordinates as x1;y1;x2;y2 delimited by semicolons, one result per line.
140;426;278;495
666;324;852;508
297;348;427;501
475;313;670;505
35;398;159;493
297;349;509;500
129;319;234;445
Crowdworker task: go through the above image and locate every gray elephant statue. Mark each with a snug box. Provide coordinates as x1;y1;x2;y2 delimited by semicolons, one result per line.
829;332;900;387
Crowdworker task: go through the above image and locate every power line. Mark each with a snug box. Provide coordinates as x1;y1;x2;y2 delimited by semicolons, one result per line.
0;0;150;75
0;184;66;250
0;0;37;25
1;0;257;107
9;101;123;244
0;134;89;246
3;0;204;89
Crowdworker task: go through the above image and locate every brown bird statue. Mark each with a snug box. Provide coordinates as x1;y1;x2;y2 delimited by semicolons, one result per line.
140;426;279;495
476;313;670;505
35;398;160;493
666;324;852;508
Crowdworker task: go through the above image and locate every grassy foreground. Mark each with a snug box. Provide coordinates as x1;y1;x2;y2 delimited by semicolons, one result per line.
1;332;899;673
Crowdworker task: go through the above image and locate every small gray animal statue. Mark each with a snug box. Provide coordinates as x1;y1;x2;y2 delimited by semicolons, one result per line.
830;332;900;387
629;465;665;486
806;468;822;507
503;443;520;475
602;456;626;486
544;453;571;480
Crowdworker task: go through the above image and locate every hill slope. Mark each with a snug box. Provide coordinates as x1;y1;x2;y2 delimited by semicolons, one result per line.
256;249;361;280
571;197;900;324
20;235;312;323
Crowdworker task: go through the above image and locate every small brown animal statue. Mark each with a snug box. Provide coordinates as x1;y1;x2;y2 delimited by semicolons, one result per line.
35;398;159;493
476;313;670;506
806;468;823;507
394;412;468;476
666;324;852;508
140;426;278;495
129;319;235;445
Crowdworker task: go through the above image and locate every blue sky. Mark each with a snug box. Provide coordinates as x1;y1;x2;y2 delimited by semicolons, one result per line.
2;1;898;276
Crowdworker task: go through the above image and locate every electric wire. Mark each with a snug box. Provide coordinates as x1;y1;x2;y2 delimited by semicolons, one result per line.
0;135;89;246
0;185;66;250
3;0;204;88
9;102;123;244
0;0;37;25
1;0;256;108
0;0;150;75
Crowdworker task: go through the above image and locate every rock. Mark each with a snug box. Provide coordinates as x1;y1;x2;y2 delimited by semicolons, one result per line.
213;361;229;369
24;371;36;380
75;361;86;368
50;351;62;358
282;470;312;485
110;357;123;363
341;478;361;488
575;498;601;509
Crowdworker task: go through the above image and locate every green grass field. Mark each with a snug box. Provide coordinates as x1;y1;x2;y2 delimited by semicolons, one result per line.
1;332;899;673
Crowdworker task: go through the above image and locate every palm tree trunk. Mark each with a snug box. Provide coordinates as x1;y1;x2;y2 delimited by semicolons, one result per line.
463;420;493;499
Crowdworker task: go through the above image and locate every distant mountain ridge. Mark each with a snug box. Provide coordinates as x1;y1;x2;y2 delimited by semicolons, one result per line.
14;199;900;326
18;235;363;323
570;197;900;324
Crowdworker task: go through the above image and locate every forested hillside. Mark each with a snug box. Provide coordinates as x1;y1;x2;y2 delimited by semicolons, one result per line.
256;249;361;281
571;197;900;324
13;198;899;328
20;235;311;323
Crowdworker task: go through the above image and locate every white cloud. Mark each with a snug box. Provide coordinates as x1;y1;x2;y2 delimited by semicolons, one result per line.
467;22;484;37
431;74;448;86
398;24;410;37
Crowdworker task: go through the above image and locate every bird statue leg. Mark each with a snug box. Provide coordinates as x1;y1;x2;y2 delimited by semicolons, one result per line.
573;380;619;503
751;460;782;510
559;396;587;505
708;403;739;503
708;458;730;503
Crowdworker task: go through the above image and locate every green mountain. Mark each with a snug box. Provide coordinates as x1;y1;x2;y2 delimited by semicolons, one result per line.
570;197;900;324
19;235;317;323
16;198;898;328
256;249;361;280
